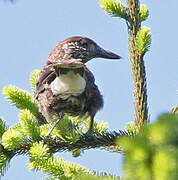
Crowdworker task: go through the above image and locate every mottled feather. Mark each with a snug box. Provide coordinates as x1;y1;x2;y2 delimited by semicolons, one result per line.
35;64;103;123
35;36;120;132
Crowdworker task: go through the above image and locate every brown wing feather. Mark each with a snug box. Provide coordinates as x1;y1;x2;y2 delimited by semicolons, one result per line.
83;66;95;83
35;64;103;123
83;66;103;116
35;65;56;99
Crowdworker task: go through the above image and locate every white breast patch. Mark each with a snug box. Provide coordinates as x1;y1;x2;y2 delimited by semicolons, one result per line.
50;70;86;99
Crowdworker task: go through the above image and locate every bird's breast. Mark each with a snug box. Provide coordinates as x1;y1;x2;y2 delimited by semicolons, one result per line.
50;70;86;99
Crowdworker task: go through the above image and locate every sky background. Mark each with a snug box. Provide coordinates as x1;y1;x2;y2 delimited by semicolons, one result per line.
0;0;177;179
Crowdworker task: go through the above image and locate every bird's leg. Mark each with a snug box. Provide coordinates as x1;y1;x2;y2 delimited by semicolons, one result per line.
89;115;94;132
85;114;95;136
45;112;64;137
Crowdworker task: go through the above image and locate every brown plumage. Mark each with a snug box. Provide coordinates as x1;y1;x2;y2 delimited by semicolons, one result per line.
35;36;121;134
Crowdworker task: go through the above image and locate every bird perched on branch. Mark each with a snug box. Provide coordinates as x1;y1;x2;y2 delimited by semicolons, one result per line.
35;36;121;136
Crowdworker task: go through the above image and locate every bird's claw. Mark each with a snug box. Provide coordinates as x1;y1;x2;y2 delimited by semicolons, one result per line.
84;129;97;140
44;135;58;140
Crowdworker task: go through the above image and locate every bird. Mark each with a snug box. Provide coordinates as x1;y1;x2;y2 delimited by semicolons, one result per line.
35;36;121;136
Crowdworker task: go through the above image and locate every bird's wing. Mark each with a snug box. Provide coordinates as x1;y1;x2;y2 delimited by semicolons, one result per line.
84;66;95;83
35;65;56;99
35;62;86;99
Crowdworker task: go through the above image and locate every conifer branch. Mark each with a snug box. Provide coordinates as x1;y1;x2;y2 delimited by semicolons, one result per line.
139;4;149;22
28;142;121;180
100;0;151;132
118;113;178;180
29;142;91;179
1;130;129;157
0;129;129;177
0;109;130;176
0;118;8;139
20;109;41;141
30;70;40;93
100;0;128;19
3;86;46;124
44;130;128;153
127;0;150;131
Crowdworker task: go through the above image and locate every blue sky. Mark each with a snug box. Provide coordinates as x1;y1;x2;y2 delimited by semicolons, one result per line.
0;0;177;179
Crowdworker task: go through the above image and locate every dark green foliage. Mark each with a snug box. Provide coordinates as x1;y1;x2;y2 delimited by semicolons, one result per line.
0;153;11;176
0;118;8;139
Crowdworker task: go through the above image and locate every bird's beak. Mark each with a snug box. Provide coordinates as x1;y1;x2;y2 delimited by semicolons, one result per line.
96;47;122;59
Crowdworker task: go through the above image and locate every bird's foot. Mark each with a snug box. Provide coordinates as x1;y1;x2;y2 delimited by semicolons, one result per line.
44;135;59;141
44;117;61;138
84;129;97;140
85;129;93;136
44;125;57;137
44;130;52;138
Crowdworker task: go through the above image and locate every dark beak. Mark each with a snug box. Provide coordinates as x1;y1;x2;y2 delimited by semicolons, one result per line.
96;47;122;59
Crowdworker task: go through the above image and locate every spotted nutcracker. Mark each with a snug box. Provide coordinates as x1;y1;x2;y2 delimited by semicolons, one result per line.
35;36;121;135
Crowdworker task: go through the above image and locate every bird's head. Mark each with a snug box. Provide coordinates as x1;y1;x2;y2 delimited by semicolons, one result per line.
47;36;121;65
